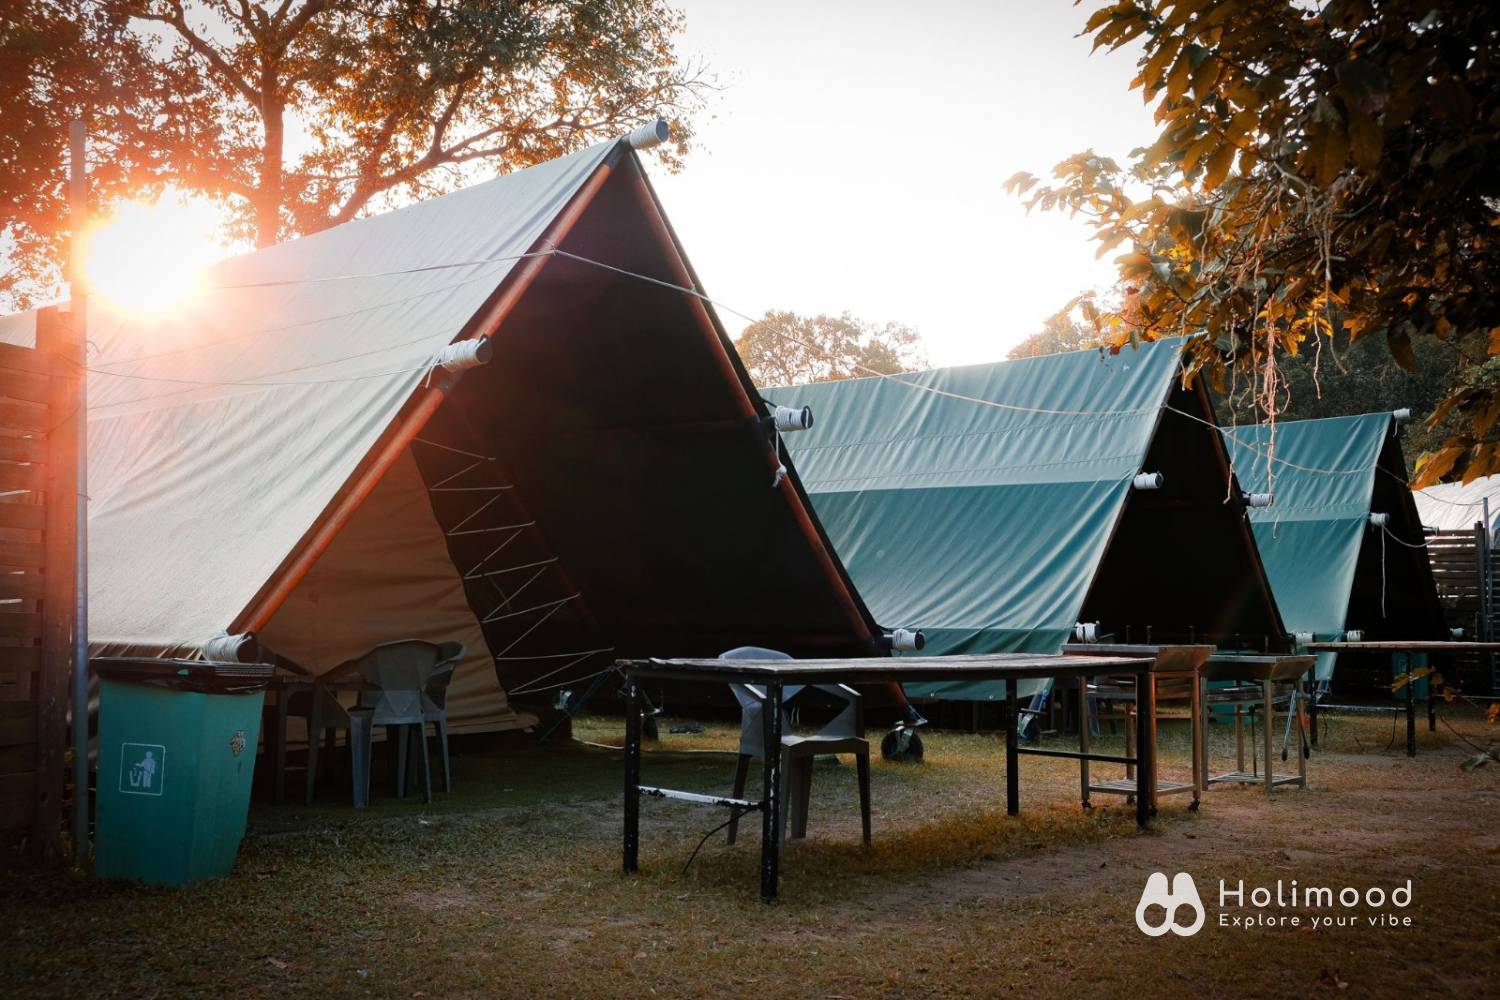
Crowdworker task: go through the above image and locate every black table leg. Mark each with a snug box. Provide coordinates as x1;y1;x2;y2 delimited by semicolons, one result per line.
1403;653;1417;758
760;682;783;904
272;693;288;806
1427;654;1437;732
1005;678;1019;816
1135;668;1154;829
623;677;641;875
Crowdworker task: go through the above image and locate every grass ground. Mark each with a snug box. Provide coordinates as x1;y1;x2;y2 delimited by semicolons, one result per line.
2;705;1497;998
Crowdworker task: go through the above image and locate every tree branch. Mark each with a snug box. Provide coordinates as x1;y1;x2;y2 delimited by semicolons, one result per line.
136;4;260;106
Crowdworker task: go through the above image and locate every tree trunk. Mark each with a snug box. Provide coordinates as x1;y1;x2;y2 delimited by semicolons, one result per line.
256;94;284;248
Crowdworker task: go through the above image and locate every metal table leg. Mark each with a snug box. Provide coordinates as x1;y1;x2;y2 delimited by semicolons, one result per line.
623;678;641;875
1402;652;1416;758
1005;678;1019;816
1078;677;1091;810
1296;675;1308;789
272;692;289;806
1235;704;1245;773
760;682;783;904
1263;680;1275;797
1189;670;1202;808
1135;668;1153;828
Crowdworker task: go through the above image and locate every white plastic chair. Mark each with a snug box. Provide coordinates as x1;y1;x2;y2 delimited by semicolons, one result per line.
720;646;872;846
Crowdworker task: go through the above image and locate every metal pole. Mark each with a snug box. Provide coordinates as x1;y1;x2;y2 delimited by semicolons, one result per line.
759;682;782;904
1004;679;1019;816
68;120;90;860
622;676;640;874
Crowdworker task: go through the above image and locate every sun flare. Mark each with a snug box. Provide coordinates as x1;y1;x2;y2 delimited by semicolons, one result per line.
83;190;225;314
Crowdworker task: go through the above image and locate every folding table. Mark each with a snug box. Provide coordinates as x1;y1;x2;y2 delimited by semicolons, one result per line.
617;652;1153;902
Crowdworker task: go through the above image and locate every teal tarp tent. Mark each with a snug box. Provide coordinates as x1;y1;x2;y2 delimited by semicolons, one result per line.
765;339;1287;700
1222;413;1446;684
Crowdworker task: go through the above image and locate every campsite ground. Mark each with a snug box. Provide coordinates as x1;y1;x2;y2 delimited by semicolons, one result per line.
2;707;1497;998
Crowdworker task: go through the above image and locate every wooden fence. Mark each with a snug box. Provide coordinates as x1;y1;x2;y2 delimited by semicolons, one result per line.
1427;526;1499;694
0;306;79;861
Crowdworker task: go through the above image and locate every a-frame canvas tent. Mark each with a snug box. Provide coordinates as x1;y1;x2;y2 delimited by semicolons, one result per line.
1;137;883;734
763;339;1288;700
1223;413;1447;685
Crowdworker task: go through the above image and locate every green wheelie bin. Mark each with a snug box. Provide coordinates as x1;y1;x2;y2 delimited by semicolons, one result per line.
94;658;275;885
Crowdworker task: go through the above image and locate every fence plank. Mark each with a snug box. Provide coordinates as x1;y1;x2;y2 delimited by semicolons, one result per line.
0;614;42;642
0;503;45;532
0;368;56;406
0;342;54;378
0;573;44;601
0;464;44;493
0;436;46;465
0;400;50;434
35;305;76;861
0;541;45;571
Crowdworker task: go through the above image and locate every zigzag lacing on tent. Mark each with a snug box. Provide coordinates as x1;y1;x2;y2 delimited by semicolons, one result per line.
410;436;614;698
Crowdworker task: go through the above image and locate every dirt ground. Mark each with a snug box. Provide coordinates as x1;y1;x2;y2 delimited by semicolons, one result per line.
1;705;1497;999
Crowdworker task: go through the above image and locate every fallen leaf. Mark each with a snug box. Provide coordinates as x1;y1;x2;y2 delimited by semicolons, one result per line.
1318;969;1349;990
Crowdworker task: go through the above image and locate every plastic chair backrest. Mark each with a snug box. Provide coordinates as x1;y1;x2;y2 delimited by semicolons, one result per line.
355;640;443;722
425;641;466;710
723;647;793;759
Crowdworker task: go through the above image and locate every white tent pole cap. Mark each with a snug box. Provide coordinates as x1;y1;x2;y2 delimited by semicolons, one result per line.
772;404;813;432
626;119;671;150
1133;471;1163;490
887;628;924;652
1392;407;1412;423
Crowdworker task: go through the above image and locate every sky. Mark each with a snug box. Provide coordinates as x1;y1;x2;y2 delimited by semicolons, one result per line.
65;2;1158;364
651;0;1158;365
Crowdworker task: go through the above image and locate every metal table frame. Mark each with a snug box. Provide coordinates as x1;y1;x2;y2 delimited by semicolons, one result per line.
1199;654;1315;794
1305;641;1500;757
618;653;1154;903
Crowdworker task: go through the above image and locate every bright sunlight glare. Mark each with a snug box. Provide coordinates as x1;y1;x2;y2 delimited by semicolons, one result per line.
84;189;225;314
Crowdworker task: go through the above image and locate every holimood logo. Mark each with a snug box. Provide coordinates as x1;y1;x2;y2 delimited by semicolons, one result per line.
1135;872;1206;937
1135;870;1415;935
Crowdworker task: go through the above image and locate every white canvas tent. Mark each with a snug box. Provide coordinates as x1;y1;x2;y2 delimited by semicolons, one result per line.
1;136;882;735
1414;475;1500;537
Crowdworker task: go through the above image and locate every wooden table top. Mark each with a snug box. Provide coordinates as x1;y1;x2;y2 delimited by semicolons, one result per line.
619;652;1153;685
1305;641;1500;652
1060;643;1213;672
1200;653;1317;682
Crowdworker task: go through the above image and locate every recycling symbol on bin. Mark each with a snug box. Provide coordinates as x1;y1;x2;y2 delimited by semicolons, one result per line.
229;730;247;758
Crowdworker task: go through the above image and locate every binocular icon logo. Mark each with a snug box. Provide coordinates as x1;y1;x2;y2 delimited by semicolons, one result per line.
1135;872;1205;937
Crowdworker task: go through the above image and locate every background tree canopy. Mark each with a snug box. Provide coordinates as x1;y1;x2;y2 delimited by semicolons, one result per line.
735;311;927;387
1;0;707;307
1008;295;1107;359
1007;0;1499;485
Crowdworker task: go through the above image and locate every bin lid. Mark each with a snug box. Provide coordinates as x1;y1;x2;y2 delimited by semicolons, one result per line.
93;657;276;694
